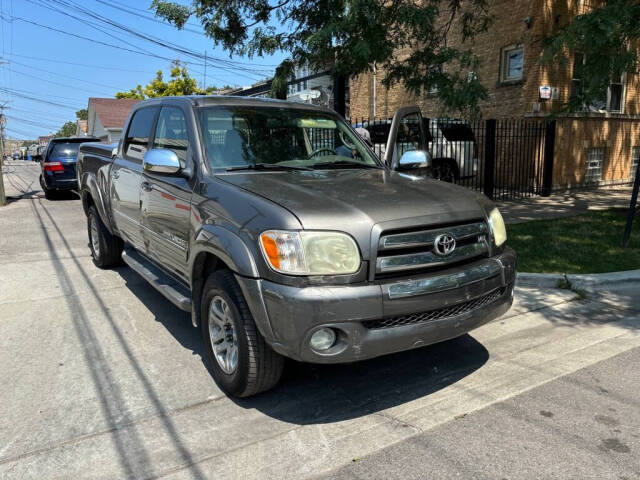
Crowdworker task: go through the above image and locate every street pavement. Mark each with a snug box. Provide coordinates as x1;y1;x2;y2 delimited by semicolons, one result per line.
1;161;639;479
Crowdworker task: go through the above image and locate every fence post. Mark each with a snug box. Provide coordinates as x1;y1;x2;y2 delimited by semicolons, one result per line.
333;74;346;118
483;119;496;199
541;120;556;197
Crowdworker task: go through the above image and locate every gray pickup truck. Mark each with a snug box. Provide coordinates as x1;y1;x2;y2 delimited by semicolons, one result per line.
77;96;515;397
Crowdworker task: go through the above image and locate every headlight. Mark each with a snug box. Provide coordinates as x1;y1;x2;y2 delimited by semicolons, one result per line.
259;230;360;275
488;207;507;247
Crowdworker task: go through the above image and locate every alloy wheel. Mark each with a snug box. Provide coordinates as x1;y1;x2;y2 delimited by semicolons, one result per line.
208;296;239;374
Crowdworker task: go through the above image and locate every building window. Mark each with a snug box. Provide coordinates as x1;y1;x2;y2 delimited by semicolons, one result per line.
585;147;604;183
572;53;625;112
608;74;624;112
500;45;524;82
631;147;640;182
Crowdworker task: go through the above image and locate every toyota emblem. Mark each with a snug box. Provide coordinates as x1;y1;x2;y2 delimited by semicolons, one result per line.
433;233;456;256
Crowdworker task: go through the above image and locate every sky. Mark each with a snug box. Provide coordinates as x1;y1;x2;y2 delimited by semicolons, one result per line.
1;0;286;140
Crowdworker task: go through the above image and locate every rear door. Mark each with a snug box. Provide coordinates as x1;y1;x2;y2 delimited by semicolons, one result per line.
140;105;193;281
110;106;159;251
383;106;428;169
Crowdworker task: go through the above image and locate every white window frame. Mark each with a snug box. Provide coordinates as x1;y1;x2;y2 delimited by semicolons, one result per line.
572;53;626;113
500;44;524;83
585;147;605;184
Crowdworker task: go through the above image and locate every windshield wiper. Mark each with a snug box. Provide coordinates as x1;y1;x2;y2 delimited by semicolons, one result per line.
310;160;382;169
226;163;312;172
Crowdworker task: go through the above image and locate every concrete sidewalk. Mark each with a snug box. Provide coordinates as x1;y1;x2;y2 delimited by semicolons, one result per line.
2;162;640;479
497;186;633;224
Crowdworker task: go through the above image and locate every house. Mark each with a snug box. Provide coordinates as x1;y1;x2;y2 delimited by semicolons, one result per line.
226;66;336;110
87;98;140;143
75;119;88;138
349;0;640;190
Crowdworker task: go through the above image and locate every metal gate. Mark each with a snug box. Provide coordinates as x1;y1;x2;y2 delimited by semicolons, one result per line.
350;116;556;200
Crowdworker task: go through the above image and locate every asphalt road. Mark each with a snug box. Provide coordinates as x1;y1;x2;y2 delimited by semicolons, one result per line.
1;161;639;479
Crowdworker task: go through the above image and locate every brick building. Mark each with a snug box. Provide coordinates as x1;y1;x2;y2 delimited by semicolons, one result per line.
350;0;640;189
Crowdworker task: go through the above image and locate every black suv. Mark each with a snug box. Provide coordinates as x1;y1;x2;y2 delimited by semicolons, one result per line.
40;137;100;199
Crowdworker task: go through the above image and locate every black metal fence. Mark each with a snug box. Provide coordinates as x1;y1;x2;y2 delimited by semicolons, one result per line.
349;116;556;200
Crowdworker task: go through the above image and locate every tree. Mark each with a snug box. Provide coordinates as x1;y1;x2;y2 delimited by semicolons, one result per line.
116;60;211;99
76;108;88;121
152;0;494;117
542;0;640;112
55;121;77;138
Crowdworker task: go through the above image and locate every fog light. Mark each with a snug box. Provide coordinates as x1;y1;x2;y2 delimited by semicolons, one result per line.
309;328;336;351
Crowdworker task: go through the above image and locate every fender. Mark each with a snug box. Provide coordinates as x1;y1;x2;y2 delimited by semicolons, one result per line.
189;225;260;281
188;225;263;330
82;172;115;234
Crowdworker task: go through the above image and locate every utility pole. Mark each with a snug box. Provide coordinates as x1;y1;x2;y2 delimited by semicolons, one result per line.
0;105;6;206
204;50;207;91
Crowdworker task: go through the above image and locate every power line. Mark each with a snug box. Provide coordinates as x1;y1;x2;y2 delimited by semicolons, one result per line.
9;67;115;96
7;59;126;90
42;0;272;78
0;87;83;110
6;115;60;130
92;0;208;37
5;52;163;74
4;14;183;65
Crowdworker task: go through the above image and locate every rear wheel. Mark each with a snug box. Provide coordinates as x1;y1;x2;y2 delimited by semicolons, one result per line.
40;175;54;200
201;270;284;397
87;205;123;268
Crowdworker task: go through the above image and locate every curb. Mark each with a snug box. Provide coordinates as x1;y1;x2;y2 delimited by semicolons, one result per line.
517;269;640;290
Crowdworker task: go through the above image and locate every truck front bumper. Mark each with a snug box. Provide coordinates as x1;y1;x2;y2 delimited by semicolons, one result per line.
237;248;516;364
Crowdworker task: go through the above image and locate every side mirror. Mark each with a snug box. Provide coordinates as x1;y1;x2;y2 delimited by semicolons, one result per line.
398;150;431;170
143;149;181;174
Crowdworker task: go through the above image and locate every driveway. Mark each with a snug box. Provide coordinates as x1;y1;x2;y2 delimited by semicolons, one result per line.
1;162;639;479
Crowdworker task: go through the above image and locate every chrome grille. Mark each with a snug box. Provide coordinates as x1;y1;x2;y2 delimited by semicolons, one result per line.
363;287;505;330
376;221;488;276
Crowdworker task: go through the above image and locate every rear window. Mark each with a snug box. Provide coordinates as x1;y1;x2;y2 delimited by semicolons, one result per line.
437;122;476;142
50;142;80;158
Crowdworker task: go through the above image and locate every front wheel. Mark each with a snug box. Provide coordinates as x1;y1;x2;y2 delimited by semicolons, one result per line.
87;205;123;268
201;270;284;397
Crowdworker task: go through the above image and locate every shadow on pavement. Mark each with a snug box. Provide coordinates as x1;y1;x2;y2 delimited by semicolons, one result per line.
116;269;490;426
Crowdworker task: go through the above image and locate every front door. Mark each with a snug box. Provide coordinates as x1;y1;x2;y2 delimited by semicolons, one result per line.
110;106;159;251
140;106;193;282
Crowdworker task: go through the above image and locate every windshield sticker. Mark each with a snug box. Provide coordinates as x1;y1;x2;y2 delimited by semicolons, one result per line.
297;118;336;129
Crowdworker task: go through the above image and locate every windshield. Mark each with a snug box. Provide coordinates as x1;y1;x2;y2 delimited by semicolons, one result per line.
198;106;380;170
50;142;80;158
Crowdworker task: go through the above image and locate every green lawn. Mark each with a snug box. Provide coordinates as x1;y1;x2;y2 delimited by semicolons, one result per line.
507;208;640;274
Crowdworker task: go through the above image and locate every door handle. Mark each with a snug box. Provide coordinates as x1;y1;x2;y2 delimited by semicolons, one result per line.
141;181;153;192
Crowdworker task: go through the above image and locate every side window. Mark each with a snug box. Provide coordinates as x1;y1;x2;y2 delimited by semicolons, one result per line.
153;107;189;166
124;107;158;162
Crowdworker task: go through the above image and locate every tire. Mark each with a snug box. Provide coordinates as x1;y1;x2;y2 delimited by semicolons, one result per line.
201;270;284;397
88;205;123;268
41;176;54;200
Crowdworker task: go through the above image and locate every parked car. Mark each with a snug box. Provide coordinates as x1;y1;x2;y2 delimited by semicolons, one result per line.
356;116;479;182
39;137;100;199
77;96;515;398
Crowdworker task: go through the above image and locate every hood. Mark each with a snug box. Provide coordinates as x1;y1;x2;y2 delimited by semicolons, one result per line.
218;169;486;237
